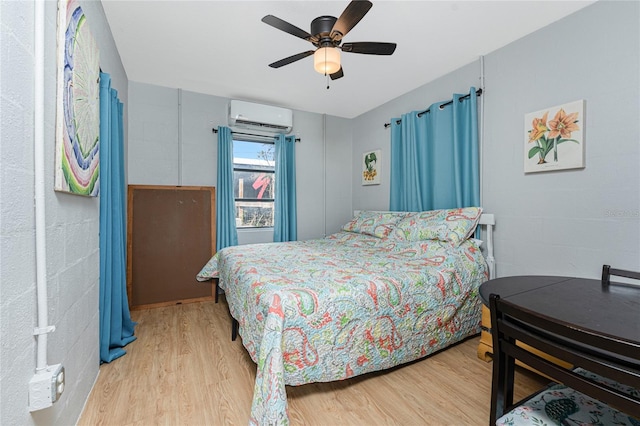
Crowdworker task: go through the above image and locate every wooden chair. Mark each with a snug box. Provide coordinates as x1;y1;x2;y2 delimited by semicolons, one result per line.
489;267;640;425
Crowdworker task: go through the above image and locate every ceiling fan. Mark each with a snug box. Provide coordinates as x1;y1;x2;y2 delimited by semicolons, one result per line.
262;0;396;81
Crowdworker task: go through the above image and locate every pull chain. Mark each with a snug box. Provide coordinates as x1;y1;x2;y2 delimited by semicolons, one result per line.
324;48;330;89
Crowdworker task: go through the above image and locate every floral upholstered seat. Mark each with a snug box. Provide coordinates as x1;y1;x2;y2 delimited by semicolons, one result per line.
496;368;640;426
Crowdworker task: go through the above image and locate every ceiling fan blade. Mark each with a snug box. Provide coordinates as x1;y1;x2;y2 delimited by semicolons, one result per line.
341;42;397;55
330;67;344;80
268;50;315;68
330;0;373;41
262;15;313;41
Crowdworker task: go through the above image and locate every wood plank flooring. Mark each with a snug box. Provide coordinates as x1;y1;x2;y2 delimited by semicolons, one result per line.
78;298;548;425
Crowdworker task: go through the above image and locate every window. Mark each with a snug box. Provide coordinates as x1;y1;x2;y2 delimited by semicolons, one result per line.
233;139;275;228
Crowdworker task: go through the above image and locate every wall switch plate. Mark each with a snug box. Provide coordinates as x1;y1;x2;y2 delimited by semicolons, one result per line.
29;364;65;411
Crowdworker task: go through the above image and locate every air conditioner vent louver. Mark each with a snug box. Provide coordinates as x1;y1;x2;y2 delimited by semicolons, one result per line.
233;119;290;131
229;100;293;134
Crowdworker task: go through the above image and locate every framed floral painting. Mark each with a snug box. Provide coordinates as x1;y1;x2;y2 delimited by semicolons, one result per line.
362;150;381;185
524;100;585;173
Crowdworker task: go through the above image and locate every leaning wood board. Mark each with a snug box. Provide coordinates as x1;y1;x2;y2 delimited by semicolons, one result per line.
477;305;572;379
127;185;216;309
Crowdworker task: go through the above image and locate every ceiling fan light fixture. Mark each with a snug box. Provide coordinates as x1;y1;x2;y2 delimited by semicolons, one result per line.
314;47;340;75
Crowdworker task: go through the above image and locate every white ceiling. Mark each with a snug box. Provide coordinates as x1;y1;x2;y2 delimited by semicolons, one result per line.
101;0;595;119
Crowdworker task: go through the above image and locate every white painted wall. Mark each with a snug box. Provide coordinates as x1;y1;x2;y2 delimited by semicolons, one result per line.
324;115;353;234
482;0;639;278
352;0;639;279
127;83;353;243
351;61;481;212
0;1;127;424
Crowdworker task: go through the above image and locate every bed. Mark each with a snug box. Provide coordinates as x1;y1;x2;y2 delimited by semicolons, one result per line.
196;207;494;425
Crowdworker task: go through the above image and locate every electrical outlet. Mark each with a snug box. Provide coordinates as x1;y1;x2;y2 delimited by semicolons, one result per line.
29;364;65;411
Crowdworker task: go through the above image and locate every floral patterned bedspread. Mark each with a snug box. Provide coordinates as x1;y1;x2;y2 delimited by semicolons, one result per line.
196;231;488;425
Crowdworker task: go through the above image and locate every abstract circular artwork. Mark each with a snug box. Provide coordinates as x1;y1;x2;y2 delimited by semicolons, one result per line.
54;0;100;196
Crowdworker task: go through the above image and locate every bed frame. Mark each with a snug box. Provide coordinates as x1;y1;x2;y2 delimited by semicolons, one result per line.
478;213;496;279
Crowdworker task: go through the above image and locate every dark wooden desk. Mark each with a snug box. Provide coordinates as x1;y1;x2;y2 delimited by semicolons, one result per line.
479;276;640;346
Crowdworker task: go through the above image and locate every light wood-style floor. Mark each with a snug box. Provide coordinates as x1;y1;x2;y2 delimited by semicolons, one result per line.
79;298;547;425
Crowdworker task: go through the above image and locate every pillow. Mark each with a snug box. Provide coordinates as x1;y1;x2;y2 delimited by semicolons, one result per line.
342;211;407;239
390;207;483;247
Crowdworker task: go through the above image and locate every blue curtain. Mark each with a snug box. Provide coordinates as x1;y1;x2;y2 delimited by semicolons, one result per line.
99;72;136;363
216;126;238;251
273;135;297;242
390;87;479;211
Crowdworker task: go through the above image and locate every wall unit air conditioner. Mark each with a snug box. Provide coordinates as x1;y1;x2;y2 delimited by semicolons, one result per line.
228;100;293;134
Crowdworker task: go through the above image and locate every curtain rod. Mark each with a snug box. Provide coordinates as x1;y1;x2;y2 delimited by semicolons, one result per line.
383;88;483;128
212;128;300;142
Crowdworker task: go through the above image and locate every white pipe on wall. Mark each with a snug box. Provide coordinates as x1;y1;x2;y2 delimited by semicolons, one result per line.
322;114;327;237
178;88;183;186
34;0;52;373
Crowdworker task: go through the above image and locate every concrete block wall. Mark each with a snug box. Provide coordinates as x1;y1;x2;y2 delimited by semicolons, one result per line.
1;1;127;424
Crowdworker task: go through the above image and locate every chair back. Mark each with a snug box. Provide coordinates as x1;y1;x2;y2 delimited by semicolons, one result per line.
489;292;640;425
